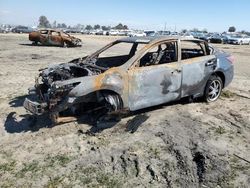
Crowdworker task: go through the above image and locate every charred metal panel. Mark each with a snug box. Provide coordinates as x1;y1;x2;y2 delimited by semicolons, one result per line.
128;64;181;111
181;55;216;97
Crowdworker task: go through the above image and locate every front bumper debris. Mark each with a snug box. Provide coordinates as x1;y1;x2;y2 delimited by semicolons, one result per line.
23;98;47;115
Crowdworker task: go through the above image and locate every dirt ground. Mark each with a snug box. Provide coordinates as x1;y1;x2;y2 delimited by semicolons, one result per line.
0;33;249;188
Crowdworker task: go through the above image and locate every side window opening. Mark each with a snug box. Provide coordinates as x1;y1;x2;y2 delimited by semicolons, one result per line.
139;41;177;67
60;32;70;37
40;30;48;35
181;41;205;60
51;31;60;36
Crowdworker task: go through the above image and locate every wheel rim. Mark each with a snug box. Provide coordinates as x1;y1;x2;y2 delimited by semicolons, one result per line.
207;80;221;102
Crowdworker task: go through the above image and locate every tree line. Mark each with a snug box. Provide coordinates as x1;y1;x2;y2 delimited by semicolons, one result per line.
38;15;128;30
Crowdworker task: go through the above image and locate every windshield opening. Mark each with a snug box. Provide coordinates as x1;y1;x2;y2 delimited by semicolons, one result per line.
93;41;146;68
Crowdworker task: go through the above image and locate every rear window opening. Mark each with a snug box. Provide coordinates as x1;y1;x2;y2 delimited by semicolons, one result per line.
181;41;206;60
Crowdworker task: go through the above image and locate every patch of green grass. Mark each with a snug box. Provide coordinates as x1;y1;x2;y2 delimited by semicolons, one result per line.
71;166;122;187
96;136;111;147
0;181;15;188
230;156;250;171
215;126;226;135
96;172;122;188
0;150;13;159
216;168;237;188
18;161;40;178
221;90;236;98
46;154;71;167
45;176;64;188
149;146;161;159
0;160;16;172
79;176;93;185
81;166;97;175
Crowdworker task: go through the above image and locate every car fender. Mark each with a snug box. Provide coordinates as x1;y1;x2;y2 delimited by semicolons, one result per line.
67;68;128;106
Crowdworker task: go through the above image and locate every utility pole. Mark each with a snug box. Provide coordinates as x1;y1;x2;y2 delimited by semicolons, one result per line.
164;22;166;32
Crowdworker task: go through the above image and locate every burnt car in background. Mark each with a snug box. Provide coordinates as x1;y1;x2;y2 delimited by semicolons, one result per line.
24;36;234;123
29;29;82;47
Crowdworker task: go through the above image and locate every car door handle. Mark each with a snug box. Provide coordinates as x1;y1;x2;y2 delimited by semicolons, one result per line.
206;59;217;66
171;69;182;74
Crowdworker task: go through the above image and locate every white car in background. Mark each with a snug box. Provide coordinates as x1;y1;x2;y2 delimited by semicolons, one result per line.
128;31;146;37
181;32;194;39
109;30;120;36
228;35;250;45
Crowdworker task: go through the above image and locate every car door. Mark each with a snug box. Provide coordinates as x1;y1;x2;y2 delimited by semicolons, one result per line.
180;40;217;98
39;30;49;44
128;40;182;111
49;31;63;46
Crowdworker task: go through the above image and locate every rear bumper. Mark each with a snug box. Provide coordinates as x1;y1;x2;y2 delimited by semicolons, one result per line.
23;98;47;115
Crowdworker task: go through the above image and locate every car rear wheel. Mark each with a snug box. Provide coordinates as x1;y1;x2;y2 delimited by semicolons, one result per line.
204;75;223;102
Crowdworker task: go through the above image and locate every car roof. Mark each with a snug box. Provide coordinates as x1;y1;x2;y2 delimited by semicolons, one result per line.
117;36;203;44
38;28;64;32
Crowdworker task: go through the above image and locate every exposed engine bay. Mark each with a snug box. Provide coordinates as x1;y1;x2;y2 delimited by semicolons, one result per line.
40;57;106;85
26;56;110;117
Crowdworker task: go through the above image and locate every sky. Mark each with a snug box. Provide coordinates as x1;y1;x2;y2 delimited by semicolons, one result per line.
0;0;250;32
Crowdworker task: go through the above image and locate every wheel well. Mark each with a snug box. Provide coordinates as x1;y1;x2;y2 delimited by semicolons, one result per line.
212;72;225;87
98;90;124;107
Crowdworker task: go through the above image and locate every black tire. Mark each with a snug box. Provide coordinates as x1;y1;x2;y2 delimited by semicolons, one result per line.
204;75;223;102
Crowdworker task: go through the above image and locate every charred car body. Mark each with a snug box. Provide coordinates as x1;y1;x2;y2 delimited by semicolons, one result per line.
24;36;234;123
29;29;82;47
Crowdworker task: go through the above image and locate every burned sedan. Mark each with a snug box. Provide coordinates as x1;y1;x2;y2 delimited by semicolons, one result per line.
29;29;82;47
24;36;234;123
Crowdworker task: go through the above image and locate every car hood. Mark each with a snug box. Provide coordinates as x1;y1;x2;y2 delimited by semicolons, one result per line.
38;57;106;86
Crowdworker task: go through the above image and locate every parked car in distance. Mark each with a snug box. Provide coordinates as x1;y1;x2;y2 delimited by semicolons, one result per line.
24;36;234;124
227;35;250;45
64;28;81;34
144;30;156;36
128;31;146;37
108;30;120;36
12;25;34;33
208;34;223;43
0;27;5;33
157;30;171;36
220;35;232;44
29;29;82;47
192;32;210;41
181;32;194;39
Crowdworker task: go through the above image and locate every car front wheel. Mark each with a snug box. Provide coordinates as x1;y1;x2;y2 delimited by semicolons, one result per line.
204;75;223;102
